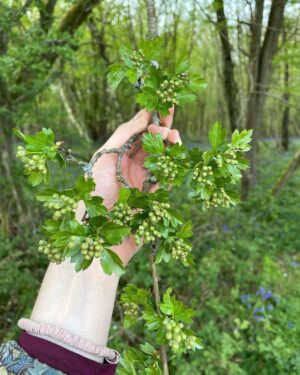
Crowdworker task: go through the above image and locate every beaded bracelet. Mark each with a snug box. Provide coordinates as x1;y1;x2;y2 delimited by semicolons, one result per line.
18;318;120;364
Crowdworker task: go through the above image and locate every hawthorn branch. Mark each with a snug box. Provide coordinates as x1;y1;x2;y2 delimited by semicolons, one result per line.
145;0;169;373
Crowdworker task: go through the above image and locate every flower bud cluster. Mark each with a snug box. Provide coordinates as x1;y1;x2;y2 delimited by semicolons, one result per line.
156;155;179;183
134;202;171;245
130;49;145;67
215;154;223;168
192;165;214;186
112;202;132;225
156;73;189;106
16;146;47;175
224;149;238;165
171;238;192;264
163;318;197;352
205;188;230;209
38;240;65;264
45;194;77;219
123;302;139;320
80;236;105;260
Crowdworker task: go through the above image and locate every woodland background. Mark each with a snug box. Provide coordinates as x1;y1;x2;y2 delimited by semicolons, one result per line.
1;0;300;374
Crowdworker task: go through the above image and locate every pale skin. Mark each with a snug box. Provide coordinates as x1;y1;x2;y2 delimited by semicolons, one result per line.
30;109;181;363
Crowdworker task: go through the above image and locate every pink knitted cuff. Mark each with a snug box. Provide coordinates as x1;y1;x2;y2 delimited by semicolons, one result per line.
18;318;120;364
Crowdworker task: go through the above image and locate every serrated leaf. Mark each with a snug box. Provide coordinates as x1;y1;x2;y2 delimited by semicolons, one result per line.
101;222;130;244
107;63;126;90
136;87;158;111
101;249;125;276
75;175;95;198
27;172;44;186
142;133;164;155
85;196;107;218
209;122;226;149
160;288;194;323
177;221;193;238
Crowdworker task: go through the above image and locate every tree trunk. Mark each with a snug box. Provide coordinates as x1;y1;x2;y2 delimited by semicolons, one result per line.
241;0;287;199
214;0;239;133
281;31;290;151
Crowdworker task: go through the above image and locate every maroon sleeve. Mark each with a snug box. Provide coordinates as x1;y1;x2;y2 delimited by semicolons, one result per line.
18;332;117;375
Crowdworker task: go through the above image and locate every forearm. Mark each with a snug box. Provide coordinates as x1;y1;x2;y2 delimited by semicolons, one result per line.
30;259;119;348
28;200;119;362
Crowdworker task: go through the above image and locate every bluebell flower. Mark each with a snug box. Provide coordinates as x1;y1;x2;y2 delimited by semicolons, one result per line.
288;322;294;329
254;315;265;322
253;307;265;314
266;304;273;311
257;287;273;300
240;294;251;303
257;287;265;296
290;260;299;268
223;224;229;232
246;302;252;309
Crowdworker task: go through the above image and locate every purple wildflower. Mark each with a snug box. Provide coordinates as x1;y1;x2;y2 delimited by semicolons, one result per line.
266;304;273;311
254;315;265;322
253;307;265;314
288;322;294;329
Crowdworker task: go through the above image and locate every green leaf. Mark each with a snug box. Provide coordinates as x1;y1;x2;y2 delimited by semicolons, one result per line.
13;128;25;141
136;87;158;111
101;222;130;244
209;122;227;149
36;188;57;202
27;172;44;186
85;196;107;218
140;342;156;355
143;306;162;331
142;133;164;155
140;37;163;59
175;59;190;74
107;63;126;90
118;187;132;203
101;249;125;276
177;221;193;238
43;219;61;234
176;91;197;105
75;176;95;198
160;288;194;323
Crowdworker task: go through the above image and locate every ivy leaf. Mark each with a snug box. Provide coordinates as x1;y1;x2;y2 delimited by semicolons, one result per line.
160;288;194;323
84;196;107;218
209;122;226;149
142;133;164;155
101;249;125;276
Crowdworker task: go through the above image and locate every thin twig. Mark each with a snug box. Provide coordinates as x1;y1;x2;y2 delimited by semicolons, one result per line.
150;252;169;375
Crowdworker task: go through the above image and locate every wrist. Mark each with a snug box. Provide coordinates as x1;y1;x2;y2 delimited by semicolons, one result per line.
31;258;119;347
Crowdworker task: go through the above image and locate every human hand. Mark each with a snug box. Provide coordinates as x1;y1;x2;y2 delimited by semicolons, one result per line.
91;108;181;265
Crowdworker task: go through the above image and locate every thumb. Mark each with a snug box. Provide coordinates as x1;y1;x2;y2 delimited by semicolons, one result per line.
102;110;152;149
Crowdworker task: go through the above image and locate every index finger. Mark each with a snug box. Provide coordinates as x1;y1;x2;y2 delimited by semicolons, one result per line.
160;106;175;128
99;110;151;150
